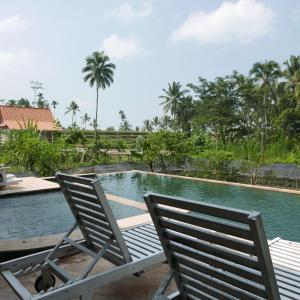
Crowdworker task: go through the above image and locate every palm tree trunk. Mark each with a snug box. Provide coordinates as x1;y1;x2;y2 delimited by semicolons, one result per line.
95;87;99;144
72;113;74;129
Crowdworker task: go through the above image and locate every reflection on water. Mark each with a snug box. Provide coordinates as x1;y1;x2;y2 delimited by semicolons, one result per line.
99;172;300;242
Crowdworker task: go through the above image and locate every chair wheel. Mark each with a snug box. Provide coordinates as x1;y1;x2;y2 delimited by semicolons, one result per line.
34;274;56;292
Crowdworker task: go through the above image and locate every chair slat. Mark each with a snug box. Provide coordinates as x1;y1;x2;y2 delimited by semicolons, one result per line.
165;230;260;270
77;212;112;231
122;231;162;251
155;206;251;240
168;241;263;284
150;193;252;223
176;254;266;298
71;198;105;214
69;190;98;203
160;218;255;255
184;283;219;300
180;270;257;300
74;204;107;222
82;220;113;239
184;280;236;300
63;181;95;196
57;173;93;185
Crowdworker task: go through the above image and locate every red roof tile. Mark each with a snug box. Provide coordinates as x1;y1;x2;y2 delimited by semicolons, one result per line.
0;105;59;131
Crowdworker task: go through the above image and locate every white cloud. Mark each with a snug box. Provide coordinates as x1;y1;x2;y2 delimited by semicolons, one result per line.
101;35;144;60
171;0;275;45
0;49;34;67
105;1;153;21
0;15;26;33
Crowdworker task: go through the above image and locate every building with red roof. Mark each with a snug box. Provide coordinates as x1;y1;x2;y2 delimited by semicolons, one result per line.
0;105;60;131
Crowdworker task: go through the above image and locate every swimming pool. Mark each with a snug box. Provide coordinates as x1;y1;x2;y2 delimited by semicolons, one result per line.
99;172;300;242
0;191;145;240
1;171;299;241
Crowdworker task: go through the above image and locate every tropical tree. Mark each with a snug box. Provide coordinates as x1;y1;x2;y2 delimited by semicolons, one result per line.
51;100;59;118
283;55;300;107
17;98;31;107
131;131;195;173
176;95;196;136
249;60;281;152
159;81;187;120
82;51;116;143
143;119;153;132
89;118;98;131
119;110;132;131
189;76;240;145
152;116;160;131
160;115;172;130
81;113;91;130
36;93;49;109
65;101;80;129
6;99;17;106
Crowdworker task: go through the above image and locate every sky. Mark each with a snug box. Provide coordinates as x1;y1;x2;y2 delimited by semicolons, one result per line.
0;0;300;129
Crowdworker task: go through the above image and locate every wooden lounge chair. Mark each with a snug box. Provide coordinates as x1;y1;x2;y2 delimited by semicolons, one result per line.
0;173;164;300
144;192;300;300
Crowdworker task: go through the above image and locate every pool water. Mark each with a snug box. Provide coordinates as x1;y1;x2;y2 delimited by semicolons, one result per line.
99;172;300;242
0;192;145;240
1;172;299;241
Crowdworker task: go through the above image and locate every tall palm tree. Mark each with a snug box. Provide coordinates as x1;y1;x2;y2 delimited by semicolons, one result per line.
283;55;300;106
159;82;186;119
65;101;80;129
177;96;195;136
81;113;91;130
143;119;153;132
51;100;59;119
82;51;116;143
249;60;281;153
249;60;281;100
121;120;132;131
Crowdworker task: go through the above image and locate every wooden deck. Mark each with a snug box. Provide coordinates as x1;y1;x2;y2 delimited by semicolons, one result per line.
269;238;300;299
0;237;299;299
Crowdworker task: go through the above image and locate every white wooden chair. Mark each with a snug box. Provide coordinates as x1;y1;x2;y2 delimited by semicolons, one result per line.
0;173;165;299
145;192;300;300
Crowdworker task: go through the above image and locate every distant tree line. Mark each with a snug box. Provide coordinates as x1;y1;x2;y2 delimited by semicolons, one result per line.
155;55;300;153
